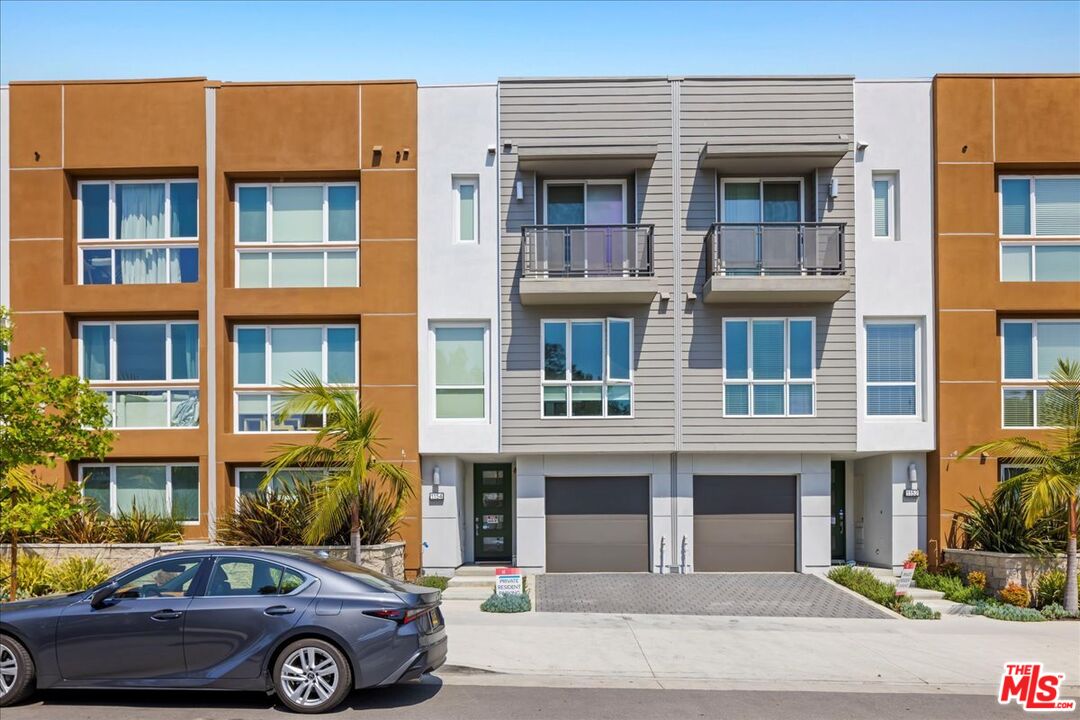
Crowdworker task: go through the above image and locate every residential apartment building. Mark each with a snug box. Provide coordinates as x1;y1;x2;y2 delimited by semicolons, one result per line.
419;76;934;575
1;78;424;574
929;75;1080;557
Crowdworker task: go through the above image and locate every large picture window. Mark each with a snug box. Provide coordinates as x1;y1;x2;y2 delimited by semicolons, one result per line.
1001;319;1080;428
865;321;920;417
235;183;359;288
433;325;487;420
723;318;815;417
234;324;357;432
1000;176;1080;237
79;321;199;429
78;180;199;285
234;467;329;504
80;464;199;523
541;318;632;418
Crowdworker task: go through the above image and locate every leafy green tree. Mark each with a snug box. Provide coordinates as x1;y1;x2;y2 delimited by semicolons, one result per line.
0;307;114;600
959;359;1080;613
262;370;414;548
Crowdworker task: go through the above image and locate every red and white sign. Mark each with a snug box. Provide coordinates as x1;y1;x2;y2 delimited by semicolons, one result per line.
894;561;916;596
495;567;523;595
999;663;1075;712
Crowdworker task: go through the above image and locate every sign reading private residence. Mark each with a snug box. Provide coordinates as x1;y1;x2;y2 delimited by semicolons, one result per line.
895;562;916;596
495;567;523;595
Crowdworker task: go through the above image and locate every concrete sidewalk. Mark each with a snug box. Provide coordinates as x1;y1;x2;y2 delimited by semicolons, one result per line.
437;600;1080;696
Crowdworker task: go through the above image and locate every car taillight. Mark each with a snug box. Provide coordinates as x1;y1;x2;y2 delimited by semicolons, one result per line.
363;607;428;625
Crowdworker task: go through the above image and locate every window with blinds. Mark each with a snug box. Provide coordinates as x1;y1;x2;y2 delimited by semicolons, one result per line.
723;318;815;417
434;325;487;420
872;173;896;239
1001;319;1080;428
1000;176;1080;237
865;322;918;417
1000;243;1080;282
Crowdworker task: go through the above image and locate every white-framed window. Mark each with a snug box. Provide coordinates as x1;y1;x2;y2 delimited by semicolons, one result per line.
872;172;897;240
80;463;199;523
719;177;804;223
233;324;358;433
452;176;479;243
865;320;921;418
1001;319;1080;428
234;182;359;288
78;179;199;285
79;320;199;429
999;176;1080;238
543;179;627;225
723;317;815;417
432;323;488;421
234;467;329;504
999;464;1031;483
1000;242;1080;282
541;318;632;418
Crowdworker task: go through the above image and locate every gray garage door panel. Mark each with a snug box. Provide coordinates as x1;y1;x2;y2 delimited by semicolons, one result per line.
694;476;796;572
545;477;649;573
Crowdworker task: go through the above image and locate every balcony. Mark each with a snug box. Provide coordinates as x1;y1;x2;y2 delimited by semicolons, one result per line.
703;223;850;303
519;225;657;305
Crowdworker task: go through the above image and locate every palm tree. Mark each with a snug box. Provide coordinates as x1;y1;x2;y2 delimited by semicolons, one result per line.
261;370;414;548
958;359;1080;613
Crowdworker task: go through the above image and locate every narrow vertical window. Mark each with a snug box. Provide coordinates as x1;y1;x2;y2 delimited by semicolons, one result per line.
872;173;896;240
452;176;479;243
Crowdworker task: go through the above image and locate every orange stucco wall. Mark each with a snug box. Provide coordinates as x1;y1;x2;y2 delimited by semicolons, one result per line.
930;75;1080;555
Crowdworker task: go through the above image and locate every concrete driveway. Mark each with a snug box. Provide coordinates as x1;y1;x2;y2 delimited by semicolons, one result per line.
534;573;891;619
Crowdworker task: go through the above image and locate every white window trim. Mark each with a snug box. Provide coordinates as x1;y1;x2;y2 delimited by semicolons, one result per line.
717;177;806;223
1001;386;1051;430
431;321;490;423
721;317;816;418
451;175;480;244
871;172;898;241
999;241;1080;282
542;179;628;225
864;318;922;420
233;324;359;434
95;387;200;431
999;175;1080;239
1000;318;1080;429
78;320;199;386
234;248;360;289
79;462;200;525
233;466;329;506
540;317;634;419
77;180;199;285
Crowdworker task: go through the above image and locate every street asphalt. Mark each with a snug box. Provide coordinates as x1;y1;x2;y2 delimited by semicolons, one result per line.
0;682;1042;720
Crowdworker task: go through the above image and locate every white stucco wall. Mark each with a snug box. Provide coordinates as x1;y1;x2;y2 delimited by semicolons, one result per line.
417;84;499;455
853;452;927;572
853;80;935;453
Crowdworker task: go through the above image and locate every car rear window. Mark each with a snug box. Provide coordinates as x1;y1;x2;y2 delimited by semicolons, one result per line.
316;557;415;594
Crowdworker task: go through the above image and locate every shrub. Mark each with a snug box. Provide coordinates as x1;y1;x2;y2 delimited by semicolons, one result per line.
1033;570;1069;609
480;592;531;613
43;506;112;543
914;570;987;604
900;602;940;620
951;487;1066;555
827;566;909;614
0;554;51;599
966;570;987;590
216;484;349;547
46;557;112;593
906;549;928;573
108;505;184;543
998;582;1032;608
938;561;963;578
1039;603;1077;620
412;575;449;591
971;601;1045;622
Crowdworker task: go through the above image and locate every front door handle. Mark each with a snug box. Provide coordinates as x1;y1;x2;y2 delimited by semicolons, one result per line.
151;610;184;621
265;605;295;616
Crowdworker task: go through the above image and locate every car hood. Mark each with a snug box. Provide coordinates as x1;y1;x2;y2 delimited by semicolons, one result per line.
1;592;80;611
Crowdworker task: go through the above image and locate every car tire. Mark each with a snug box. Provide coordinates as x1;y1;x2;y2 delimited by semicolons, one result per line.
273;638;352;714
0;635;35;707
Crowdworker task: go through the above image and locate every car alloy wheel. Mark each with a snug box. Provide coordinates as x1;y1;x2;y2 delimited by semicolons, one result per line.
274;640;351;713
0;644;16;697
0;636;35;707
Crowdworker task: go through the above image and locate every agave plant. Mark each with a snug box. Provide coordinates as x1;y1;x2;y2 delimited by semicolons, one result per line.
108;503;184;544
262;370;414;547
952;487;1066;555
216;483;349;547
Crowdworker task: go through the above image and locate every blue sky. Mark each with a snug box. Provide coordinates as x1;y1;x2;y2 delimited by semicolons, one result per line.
1;1;1078;85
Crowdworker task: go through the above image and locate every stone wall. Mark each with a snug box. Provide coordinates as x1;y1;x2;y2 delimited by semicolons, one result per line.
1;541;405;580
943;549;1066;592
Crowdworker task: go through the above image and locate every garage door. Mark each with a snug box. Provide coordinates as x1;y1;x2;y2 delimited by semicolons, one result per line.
694;475;796;572
545;476;649;573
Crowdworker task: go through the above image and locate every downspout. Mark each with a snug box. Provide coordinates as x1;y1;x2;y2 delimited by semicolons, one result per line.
204;86;217;539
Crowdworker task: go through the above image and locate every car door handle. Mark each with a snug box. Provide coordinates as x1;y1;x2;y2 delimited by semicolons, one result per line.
151;610;184;621
264;605;295;616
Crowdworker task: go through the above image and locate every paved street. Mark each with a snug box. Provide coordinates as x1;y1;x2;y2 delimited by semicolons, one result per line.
535;572;891;618
0;683;1043;720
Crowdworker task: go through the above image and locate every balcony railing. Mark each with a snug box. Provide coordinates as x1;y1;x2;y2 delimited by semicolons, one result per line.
706;223;845;276
522;224;654;278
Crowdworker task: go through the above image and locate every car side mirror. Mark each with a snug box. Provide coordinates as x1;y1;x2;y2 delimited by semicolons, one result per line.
89;581;119;609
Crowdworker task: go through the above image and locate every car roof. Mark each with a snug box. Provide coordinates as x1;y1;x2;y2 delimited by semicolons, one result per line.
157;548;331;571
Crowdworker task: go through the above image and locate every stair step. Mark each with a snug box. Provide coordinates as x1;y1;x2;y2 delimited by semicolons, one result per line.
454;565;502;577
441;586;496;601
448;575;497;588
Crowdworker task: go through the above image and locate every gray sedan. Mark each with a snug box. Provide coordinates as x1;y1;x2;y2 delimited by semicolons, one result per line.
0;549;446;714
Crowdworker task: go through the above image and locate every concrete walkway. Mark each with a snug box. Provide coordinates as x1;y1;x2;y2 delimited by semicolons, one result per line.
438;599;1080;696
